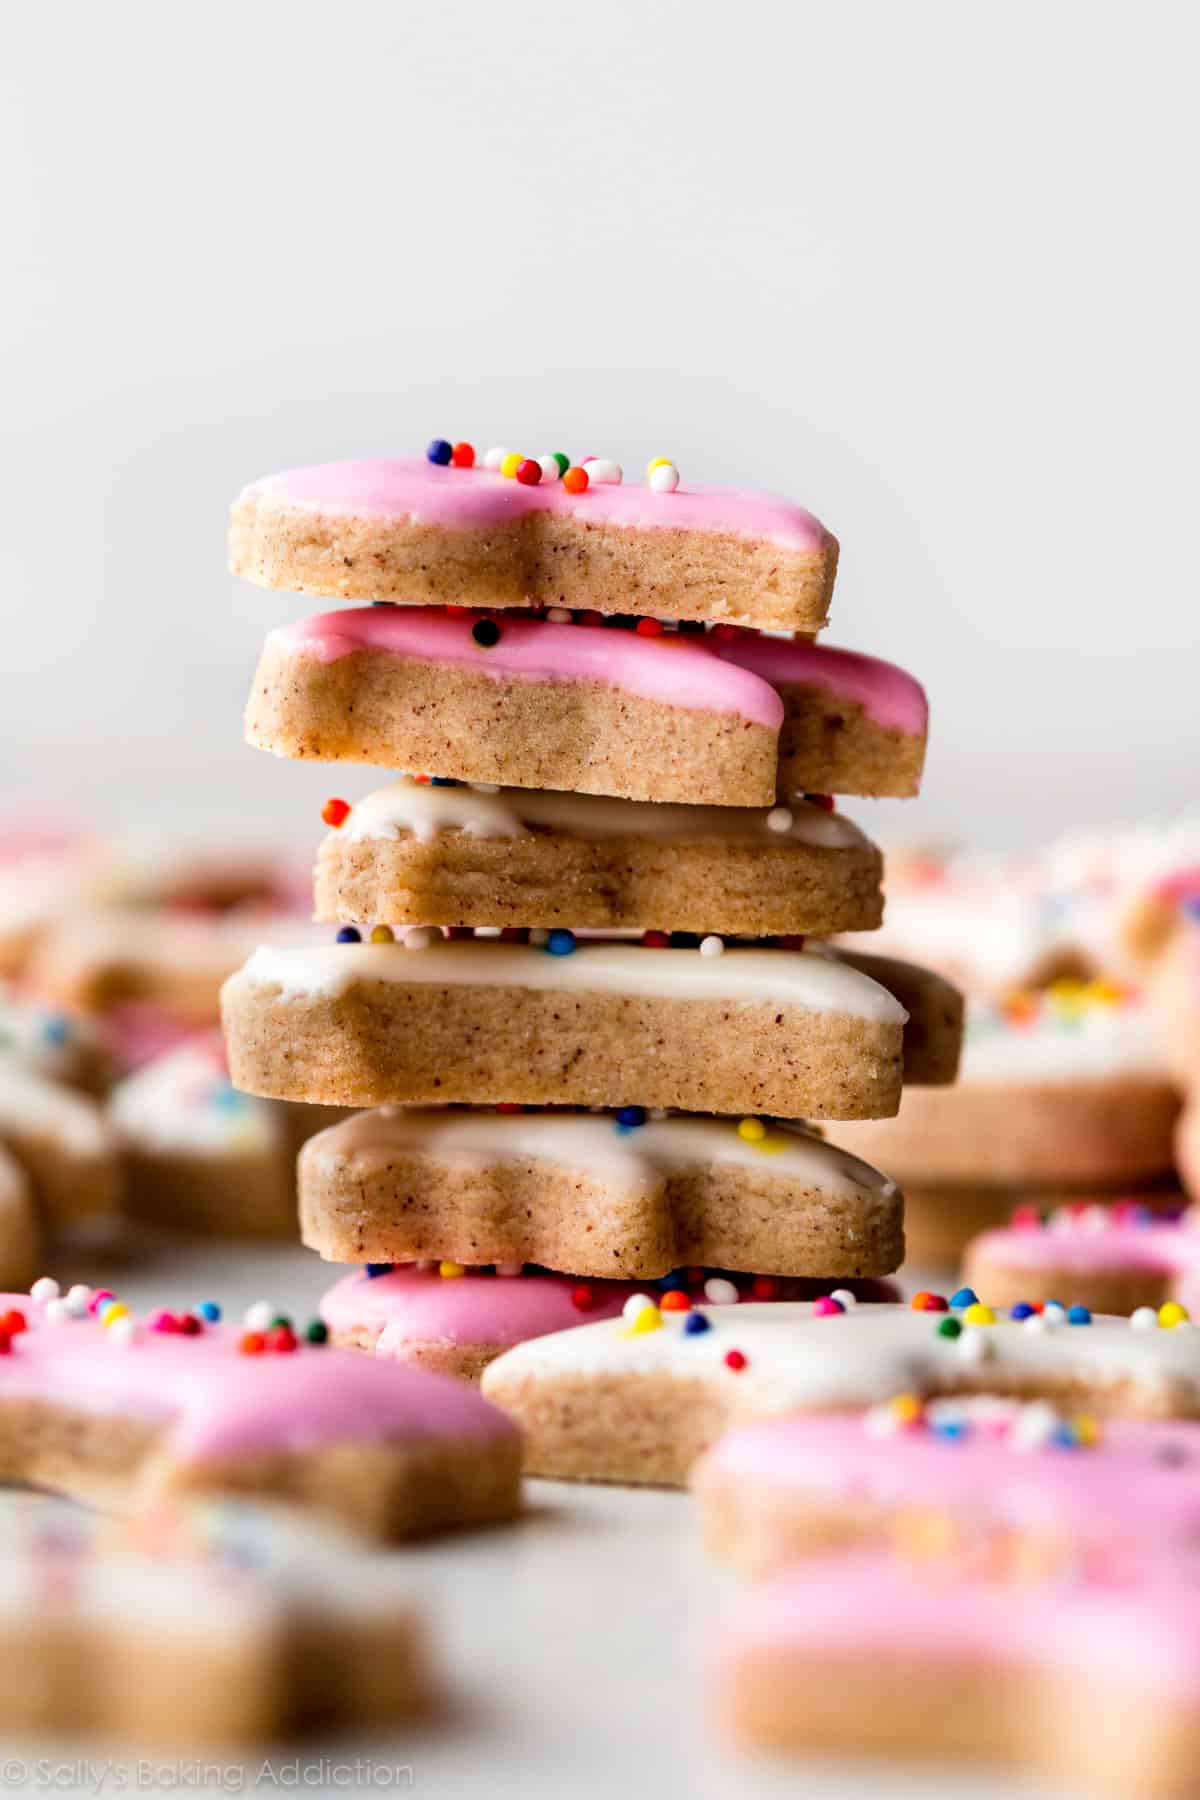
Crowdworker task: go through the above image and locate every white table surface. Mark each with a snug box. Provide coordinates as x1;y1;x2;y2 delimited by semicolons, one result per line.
2;1232;1079;1800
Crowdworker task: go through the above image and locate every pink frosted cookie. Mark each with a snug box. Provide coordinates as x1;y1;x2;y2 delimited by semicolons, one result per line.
962;1201;1200;1316
300;1108;904;1282
481;1290;1200;1485
243;606;928;805
320;1262;897;1385
717;1544;1200;1795
0;1278;521;1540
229;452;839;634
0;1492;429;1742
696;1396;1200;1572
221;936;960;1118
109;1034;344;1237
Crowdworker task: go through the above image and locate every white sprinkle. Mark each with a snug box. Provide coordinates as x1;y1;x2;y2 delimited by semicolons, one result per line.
473;926;502;939
403;926;442;950
699;935;725;957
648;462;679;493
44;1299;70;1325
1010;1400;1059;1452
30;1277;59;1306
537;456;562;483
585;458;622;485
244;1301;274;1332
622;1293;656;1322
703;1277;739;1306
829;1289;858;1309
1130;1306;1160;1329
470;782;501;794
108;1316;138;1347
766;807;794;834
65;1285;91;1318
482;447;509;471
863;1403;899;1438
1023;1314;1051;1334
547;607;573;624
956;1325;994;1364
1042;1301;1068;1325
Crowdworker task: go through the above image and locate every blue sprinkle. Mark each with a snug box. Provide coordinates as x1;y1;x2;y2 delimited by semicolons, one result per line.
616;1106;646;1129
655;1272;687;1293
1050;1423;1080;1449
426;438;453;465
931;1418;967;1441
430;776;458;787
336;926;362;944
683;1312;711;1335
211;1084;244;1113
949;1287;978;1310
41;1015;70;1046
197;1301;221;1323
1010;1302;1035;1320
1067;1304;1092;1325
365;1263;393;1279
1185;894;1200;922
545;929;576;957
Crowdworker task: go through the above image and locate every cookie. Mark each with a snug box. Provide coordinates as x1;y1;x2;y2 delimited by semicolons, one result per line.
299;1109;903;1279
314;780;884;937
1181;1101;1200;1203
831;981;1178;1260
229;453;838;634
244;607;928;805
696;1399;1200;1573
28;906;325;1025
0;985;112;1095
480;1290;1200;1485
221;937;949;1119
717;1545;1200;1796
0;1063;121;1226
0;826;114;978
1146;901;1200;1087
110;1034;344;1237
0;1492;428;1742
0;1147;38;1291
0;1277;520;1540
319;1263;893;1384
962;1203;1200;1316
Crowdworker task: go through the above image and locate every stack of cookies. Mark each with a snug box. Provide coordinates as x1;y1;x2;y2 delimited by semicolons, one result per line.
221;443;963;1377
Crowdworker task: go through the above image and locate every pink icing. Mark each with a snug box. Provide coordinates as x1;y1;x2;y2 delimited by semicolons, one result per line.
0;1294;516;1461
322;1267;636;1354
714;636;929;737
971;1216;1200;1310
704;1410;1200;1544
719;1547;1200;1698
243;458;832;554
273;607;784;729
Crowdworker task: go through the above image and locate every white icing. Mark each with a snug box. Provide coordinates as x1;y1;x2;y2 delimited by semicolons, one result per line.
323;1108;894;1198
0;1064;114;1158
230;941;907;1023
340;777;868;852
109;1040;282;1156
961;996;1162;1082
483;1300;1200;1409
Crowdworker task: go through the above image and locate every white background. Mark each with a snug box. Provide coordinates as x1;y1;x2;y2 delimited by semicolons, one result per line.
3;0;1197;852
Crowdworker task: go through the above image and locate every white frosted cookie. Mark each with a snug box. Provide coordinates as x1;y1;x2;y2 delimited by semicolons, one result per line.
0;1061;121;1226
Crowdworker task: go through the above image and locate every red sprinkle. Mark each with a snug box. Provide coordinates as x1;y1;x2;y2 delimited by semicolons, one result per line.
805;793;835;812
499;926;528;943
239;1331;266;1355
267;1325;298;1354
641;930;671;948
571;1285;596;1312
910;1291;949;1312
0;1309;27;1335
445;925;473;939
724;1349;748;1372
515;458;542;486
451;441;475;468
776;934;807;952
88;1290;114;1316
578;610;605;627
177;1313;203;1336
660;1291;692;1312
1011;1204;1041;1230
0;1331;12;1357
321;797;351;829
635;617;664;637
495;1102;524;1114
686;1267;707;1289
750;1276;780;1301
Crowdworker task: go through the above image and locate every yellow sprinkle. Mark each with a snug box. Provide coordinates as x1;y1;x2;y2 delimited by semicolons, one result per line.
646;456;674;476
754;1132;789;1155
1072;1413;1101;1446
888;1393;923;1426
102;1303;130;1326
1086;978;1123;1006
622;1304;663;1338
371;925;395;944
963;1302;996;1326
1159;1301;1189;1328
500;452;523;479
737;1117;766;1143
439;1261;466;1279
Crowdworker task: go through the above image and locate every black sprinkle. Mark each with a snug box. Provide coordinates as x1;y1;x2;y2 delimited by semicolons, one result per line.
472;618;501;647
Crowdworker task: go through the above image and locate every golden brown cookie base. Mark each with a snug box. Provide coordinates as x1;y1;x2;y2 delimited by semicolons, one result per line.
0;1397;522;1543
777;688;925;799
724;1657;1196;1797
831;951;962;1086
230;496;837;634
245;641;778;807
223;976;904;1119
299;1121;904;1279
833;1074;1179;1186
314;826;884;936
331;1327;498;1385
0;1146;39;1291
0;1101;121;1227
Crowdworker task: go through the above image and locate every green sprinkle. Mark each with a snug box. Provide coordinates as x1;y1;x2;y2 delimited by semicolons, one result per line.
937;1317;962;1340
